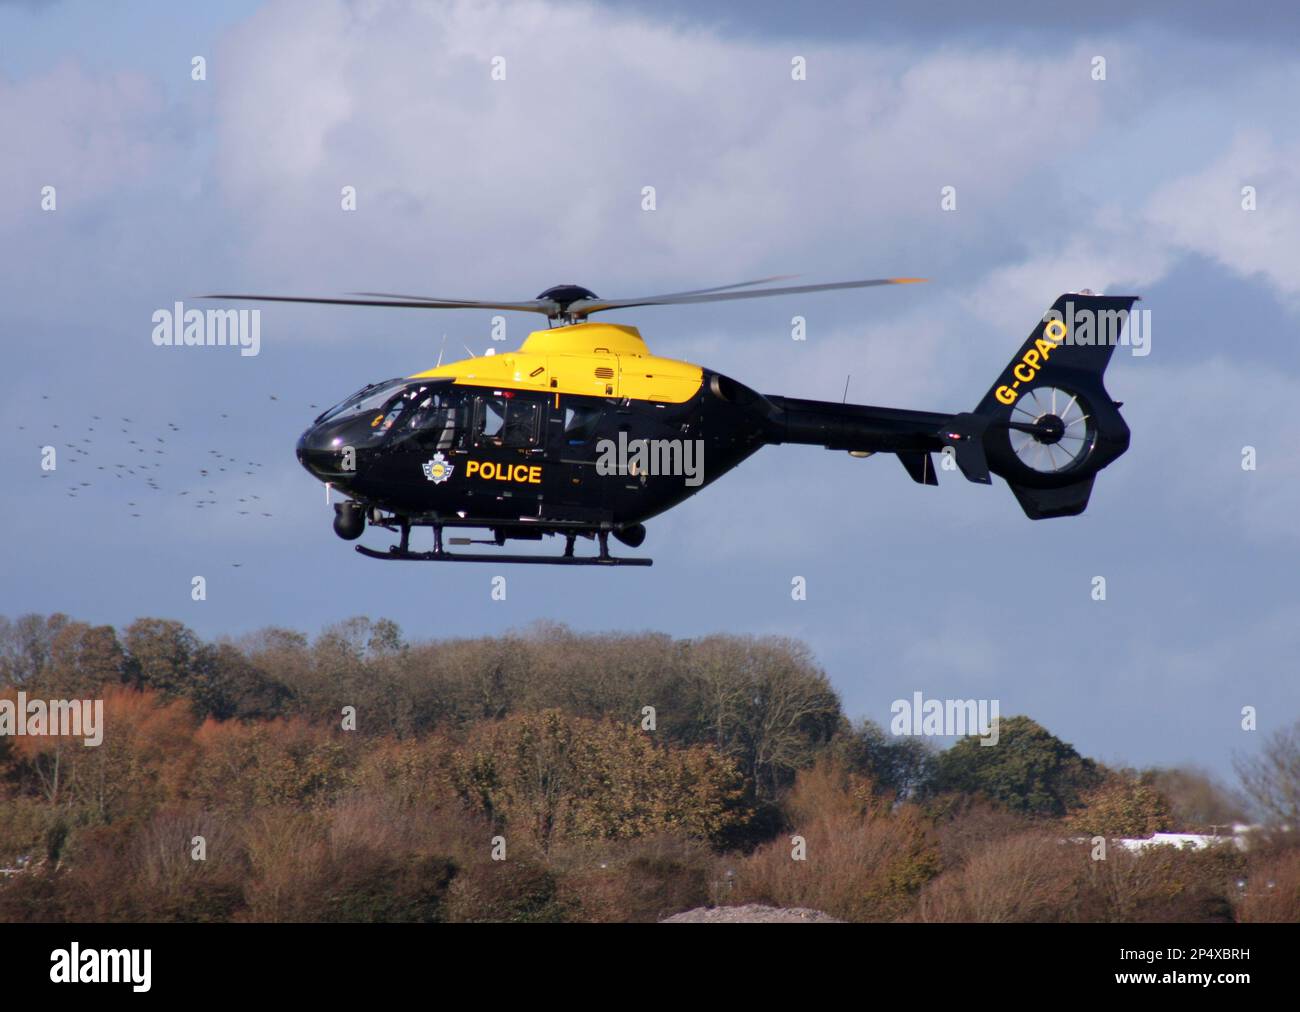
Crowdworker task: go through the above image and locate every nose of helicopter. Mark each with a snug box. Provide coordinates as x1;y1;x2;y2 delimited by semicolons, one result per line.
296;421;350;481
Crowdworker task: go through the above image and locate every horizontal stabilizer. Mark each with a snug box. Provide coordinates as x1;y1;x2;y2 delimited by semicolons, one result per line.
898;452;938;486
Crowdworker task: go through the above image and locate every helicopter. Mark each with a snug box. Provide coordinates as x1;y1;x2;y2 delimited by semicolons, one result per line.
202;278;1137;566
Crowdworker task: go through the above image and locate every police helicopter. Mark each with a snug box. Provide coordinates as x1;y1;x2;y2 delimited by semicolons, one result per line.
202;279;1137;566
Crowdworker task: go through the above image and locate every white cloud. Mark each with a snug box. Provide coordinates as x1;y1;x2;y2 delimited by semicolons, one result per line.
0;60;169;226
205;0;1110;293
1146;130;1300;304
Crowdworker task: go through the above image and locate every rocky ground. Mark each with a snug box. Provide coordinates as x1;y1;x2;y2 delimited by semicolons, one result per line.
661;904;840;923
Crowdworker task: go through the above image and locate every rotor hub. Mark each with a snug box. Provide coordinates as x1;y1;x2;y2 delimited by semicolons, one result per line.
536;284;598;311
1033;413;1066;445
1008;385;1094;474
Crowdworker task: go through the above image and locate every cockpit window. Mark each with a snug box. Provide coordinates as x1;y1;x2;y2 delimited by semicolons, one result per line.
479;396;506;440
315;378;406;425
474;394;540;448
504;401;540;446
388;388;464;450
563;404;602;444
375;396;409;434
358;383;456;444
317;380;464;450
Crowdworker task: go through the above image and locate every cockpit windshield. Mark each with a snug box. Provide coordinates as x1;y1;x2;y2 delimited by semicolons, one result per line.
370;383;465;448
314;378;464;449
315;378;407;425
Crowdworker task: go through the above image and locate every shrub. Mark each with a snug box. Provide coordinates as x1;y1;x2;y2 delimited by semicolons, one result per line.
733;760;941;921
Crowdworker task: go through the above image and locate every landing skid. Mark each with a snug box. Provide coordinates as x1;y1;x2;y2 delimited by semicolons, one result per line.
354;515;652;566
355;545;652;566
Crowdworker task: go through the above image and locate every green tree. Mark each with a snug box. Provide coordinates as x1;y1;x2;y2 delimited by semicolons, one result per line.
44;622;127;695
833;718;936;801
930;715;1103;816
187;643;293;721
123;618;204;698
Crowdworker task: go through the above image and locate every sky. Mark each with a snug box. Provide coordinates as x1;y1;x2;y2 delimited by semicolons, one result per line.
2;0;1297;782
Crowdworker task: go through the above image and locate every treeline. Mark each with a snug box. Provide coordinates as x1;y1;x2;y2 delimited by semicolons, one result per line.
0;613;1295;923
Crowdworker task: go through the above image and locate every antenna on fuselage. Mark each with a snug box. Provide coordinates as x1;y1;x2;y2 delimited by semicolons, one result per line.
436;333;447;367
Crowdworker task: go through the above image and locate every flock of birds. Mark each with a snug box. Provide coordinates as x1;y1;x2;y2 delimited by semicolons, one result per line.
24;394;322;540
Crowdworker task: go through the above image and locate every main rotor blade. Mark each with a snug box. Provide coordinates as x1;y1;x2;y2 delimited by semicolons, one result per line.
198;293;558;314
351;292;559;313
200;275;926;320
629;274;802;300
351;276;800;308
567;277;926;317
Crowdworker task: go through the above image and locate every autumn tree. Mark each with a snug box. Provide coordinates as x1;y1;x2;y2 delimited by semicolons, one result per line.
676;635;841;798
914;832;1079;923
1064;772;1173;838
1077;844;1240;923
735;758;941;921
189;718;358;811
1144;766;1246;831
1235;719;1300;829
447;709;750;850
0;613;70;687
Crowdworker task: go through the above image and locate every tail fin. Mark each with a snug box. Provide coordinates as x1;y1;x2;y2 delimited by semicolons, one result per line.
942;293;1138;519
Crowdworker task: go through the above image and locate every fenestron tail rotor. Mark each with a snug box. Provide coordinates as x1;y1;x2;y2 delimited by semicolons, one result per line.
1007;385;1095;474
